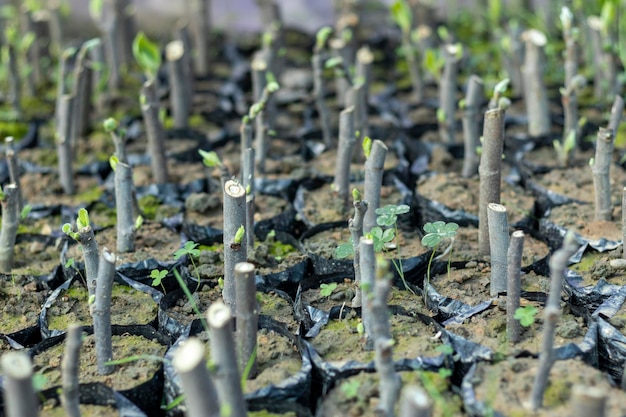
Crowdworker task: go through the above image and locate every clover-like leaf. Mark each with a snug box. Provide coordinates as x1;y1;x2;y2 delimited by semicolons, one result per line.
174;241;200;260
150;269;168;287
382;227;395;243
514;305;538;327
335;241;354;259
320;282;338;297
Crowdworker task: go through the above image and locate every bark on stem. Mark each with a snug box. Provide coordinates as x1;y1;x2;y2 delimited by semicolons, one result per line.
312;51;333;149
507;230;524;343
438;43;461;143
363;140;388;234
57;94;75;195
77;225;100;300
478;109;505;255
94;248;116;375
114;162;135;253
376;338;401;417
1;351;38;417
61;324;83;417
623;187;626;259
488;203;509;296
0;184;19;273
141;79;168;184
592;128;615;221
608;95;624;135
333;106;356;211
242;148;255;252
172;337;221;417
207;302;247;417
5;137;23;212
521;29;550;137
350;199;369;308
223;180;247;312
530;232;579;410
360;236;375;350
166;40;190;129
72;42;93;141
461;75;484;178
234;262;258;378
190;0;210;77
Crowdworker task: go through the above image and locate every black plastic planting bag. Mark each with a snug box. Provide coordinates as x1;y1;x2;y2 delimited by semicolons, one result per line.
540;217;621;254
39;273;162;339
163;315;313;416
597;316;626;384
30;325;170;416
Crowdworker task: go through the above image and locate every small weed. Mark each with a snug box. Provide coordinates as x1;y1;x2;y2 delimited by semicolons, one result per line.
514;305;538;327
320;282;338;298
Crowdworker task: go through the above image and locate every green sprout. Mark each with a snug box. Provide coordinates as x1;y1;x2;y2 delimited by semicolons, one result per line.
103;117;118;133
62;208;91;241
421;221;459;306
174;241;201;289
234;225;245;245
390;0;412;35
198;149;222;168
514;305;538;327
315;26;333;51
109;155;119;171
150;269;168;293
132;32;161;80
320;282;338;298
362;136;372;158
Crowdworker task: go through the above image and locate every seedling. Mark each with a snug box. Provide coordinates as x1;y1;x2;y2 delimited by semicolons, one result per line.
514;305;538;327
319;282;338;298
150;269;168;293
421;221;459;306
174;241;201;289
340;378;361;400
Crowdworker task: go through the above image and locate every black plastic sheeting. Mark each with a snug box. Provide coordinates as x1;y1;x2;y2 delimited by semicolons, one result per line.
597;316;626;385
29;324;170;416
162;315;313;417
540;217;622;255
0;382;148;417
39;273;162;339
461;319;600;417
302;305;452;393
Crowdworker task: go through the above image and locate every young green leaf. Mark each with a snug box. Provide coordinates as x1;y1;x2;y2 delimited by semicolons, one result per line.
335;242;354;259
132;32;161;79
103;117;118;132
77;208;90;229
320;282;338;297
20;204;31;220
109;155;119;171
150;269;168;287
315;26;333;50
514;305;538;327
198;149;222;168
234;225;245;244
362;136;372;158
174;241;200;260
390;0;412;34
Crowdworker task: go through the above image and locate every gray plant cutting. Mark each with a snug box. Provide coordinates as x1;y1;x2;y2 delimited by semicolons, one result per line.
461;74;484;178
591;127;615;221
166;39;191;129
478;108;505;256
488;203;509;296
507;230;525;344
0;184;20;273
363;138;387;234
61;324;83;417
222;179;247;311
312;26;333;149
438;43;462;143
530;231;579;410
234;262;258;378
1;351;38;417
521;29;550;137
56;94;75;195
189;0;211;77
172;337;221;417
62;208;100;299
207;301;248;417
93;248;116;375
333;106;356;211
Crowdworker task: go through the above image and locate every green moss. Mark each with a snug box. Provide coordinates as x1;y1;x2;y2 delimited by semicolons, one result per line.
75;186;104;204
138;195;161;220
0;120;28;139
88;202;117;228
542;377;571;408
249;410;295;417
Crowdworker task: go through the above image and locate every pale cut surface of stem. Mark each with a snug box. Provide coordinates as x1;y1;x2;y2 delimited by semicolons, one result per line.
363;140;388;234
399;385;433;417
591;128;614;221
507;230;525;344
360;237;375;350
570;385;606;417
333;106;356;210
172;337;221;417
234;262;258;378
93;248;116;375
488;203;509;296
223;180;247;312
462;74;484;178
61;324;83;417
478;108;505;255
350;200;369;308
0;184;19;273
207;302;247;417
1;351;39;417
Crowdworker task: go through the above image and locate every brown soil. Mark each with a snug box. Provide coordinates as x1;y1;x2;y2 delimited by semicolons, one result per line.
40;403;119;417
569;249;626;287
547;202;623;242
34;333;166;391
316;369;464;417
298;183;409;227
416;172;535;225
445;301;586;357
65;221;181;265
45;279;158;331
472;357;626;417
9;236;64;276
0;274;48;335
